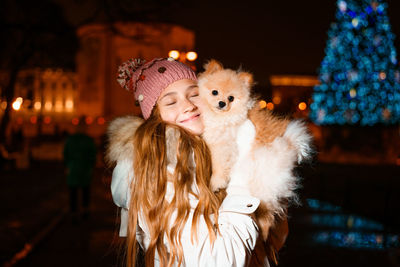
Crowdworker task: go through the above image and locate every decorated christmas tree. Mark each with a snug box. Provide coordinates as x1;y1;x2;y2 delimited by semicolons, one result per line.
310;0;400;126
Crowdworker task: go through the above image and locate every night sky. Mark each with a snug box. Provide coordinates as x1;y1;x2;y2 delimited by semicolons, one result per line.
168;0;400;85
20;0;400;85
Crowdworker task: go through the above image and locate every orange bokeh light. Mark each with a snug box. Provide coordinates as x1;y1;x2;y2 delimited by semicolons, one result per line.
30;116;37;124
72;117;79;125
44;116;51;124
266;102;274;110
97;117;105;125
168;50;180;60
186;51;198;61
298;102;307;111
259;100;267;109
85;116;93;125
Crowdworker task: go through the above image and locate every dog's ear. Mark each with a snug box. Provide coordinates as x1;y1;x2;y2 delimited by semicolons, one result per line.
238;72;254;87
203;59;223;74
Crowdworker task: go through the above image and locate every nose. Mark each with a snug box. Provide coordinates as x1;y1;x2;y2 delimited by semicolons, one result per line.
183;99;196;113
218;101;226;108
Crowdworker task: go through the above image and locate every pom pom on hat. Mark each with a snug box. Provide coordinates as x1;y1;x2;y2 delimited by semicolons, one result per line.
117;58;146;91
116;57;197;119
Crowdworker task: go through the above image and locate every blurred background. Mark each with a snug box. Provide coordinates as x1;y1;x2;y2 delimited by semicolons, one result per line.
1;0;399;266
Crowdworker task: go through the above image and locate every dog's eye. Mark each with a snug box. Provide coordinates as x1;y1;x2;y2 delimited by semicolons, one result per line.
212;90;218;96
228;96;234;102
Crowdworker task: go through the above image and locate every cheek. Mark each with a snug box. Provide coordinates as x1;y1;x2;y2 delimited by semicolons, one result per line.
191;97;205;112
159;106;178;124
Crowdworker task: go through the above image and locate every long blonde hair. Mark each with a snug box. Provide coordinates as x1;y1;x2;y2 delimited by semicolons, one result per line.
126;107;221;267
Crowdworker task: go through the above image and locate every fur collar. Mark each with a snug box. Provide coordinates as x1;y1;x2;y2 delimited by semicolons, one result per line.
105;116;181;169
105;116;144;167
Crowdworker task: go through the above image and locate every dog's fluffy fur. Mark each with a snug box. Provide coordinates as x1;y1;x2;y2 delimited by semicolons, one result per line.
198;60;313;240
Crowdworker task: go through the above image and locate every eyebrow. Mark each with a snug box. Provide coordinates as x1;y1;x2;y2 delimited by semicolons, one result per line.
187;84;198;89
159;84;198;101
159;92;177;101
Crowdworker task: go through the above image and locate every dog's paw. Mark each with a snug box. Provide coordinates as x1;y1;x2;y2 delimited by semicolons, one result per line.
210;176;228;192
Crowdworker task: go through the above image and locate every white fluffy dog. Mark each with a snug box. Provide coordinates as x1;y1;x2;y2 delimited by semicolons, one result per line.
198;60;313;240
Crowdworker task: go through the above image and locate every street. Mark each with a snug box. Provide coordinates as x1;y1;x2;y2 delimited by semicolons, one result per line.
1;161;399;267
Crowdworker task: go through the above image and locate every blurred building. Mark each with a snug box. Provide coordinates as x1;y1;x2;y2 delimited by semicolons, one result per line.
76;22;196;119
268;74;319;118
0;68;79;137
267;75;399;165
0;22;196;138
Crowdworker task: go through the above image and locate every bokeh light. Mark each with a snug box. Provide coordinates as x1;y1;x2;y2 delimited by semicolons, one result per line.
85;116;93;125
43;116;51;124
186;51;198;61
30;116;37;124
1;101;7;110
44;102;53;111
12;97;23;111
310;0;400;126
298;102;307;111
34;102;41;110
272;96;281;105
65;99;74;110
72;117;79;125
259;100;267;109
97;117;105;125
266;102;274;110
55;101;63;112
168;50;180;60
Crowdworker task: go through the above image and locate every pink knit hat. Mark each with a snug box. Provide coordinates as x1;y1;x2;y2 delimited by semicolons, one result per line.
117;58;197;119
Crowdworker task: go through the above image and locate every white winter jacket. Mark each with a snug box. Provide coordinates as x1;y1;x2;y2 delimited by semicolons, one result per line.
111;158;269;267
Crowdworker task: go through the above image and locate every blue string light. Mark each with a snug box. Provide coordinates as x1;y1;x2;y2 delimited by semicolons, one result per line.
306;198;400;250
310;0;400;126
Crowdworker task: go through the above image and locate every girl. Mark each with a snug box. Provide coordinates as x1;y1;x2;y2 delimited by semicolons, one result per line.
107;58;281;266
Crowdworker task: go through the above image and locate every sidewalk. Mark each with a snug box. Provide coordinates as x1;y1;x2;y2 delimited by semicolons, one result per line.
1;163;123;267
2;161;399;267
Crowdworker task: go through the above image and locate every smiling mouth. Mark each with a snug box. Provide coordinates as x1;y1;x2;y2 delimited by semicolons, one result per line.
180;114;200;123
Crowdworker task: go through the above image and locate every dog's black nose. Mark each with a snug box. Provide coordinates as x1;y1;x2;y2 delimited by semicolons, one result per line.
219;101;226;108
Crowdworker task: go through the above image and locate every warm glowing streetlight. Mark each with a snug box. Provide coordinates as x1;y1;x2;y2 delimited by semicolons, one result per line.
72;117;79;125
259;100;267;109
65;99;74;110
272;96;281;105
44;116;52;124
55;100;63;112
168;50;180;60
44;102;53;111
85;116;93;125
298;102;307;111
186;51;198;61
97;117;105;125
30;116;38;124
12;102;21;111
266;102;274;110
34;102;41;110
12;97;23;111
0;101;7;110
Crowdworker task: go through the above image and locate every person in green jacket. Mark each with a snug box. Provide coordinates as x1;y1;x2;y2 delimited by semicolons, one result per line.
63;119;97;220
